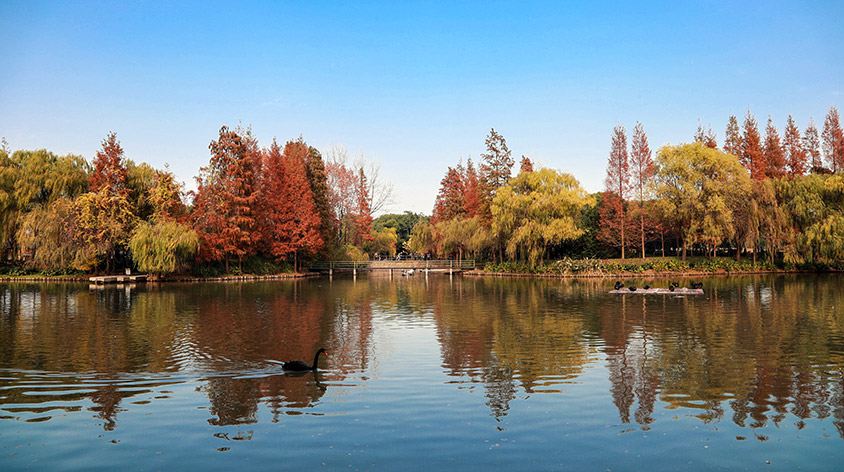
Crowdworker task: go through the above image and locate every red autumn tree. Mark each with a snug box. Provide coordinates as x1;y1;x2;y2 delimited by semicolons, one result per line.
763;117;786;178
783;115;807;177
599;125;630;258
463;159;482;217
258;139;323;271
723;115;742;158
191;126;260;272
630;122;655;258
741;112;766;180
354;168;374;247
431;166;465;224
803;119;822;171
90;132;129;195
519;155;534;173
822;106;844;173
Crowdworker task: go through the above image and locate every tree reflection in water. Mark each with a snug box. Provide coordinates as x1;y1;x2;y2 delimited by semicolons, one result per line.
0;275;842;438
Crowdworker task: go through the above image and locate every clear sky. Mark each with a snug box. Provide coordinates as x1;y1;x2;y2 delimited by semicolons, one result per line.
1;1;842;213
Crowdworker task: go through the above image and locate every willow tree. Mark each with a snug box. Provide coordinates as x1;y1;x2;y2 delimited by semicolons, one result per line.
491;168;593;266
129;220;199;274
776;174;844;265
654;143;752;260
16;197;80;271
406;219;435;256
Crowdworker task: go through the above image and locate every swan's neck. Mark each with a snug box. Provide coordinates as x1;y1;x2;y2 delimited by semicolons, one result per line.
312;351;321;370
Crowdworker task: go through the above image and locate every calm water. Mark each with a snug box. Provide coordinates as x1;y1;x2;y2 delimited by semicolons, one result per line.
0;275;842;471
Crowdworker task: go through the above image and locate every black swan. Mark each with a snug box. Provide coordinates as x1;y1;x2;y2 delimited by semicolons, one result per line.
628;286;637;292
643;284;650;290
282;348;327;372
614;281;624;290
690;282;704;289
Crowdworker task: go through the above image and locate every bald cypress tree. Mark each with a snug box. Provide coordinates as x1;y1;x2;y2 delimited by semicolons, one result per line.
600;125;630;259
803;119;822;172
723;115;742;158
630;122;654;258
783;115;807;177
822;107;843;173
741;112;766;180
763;117;786;178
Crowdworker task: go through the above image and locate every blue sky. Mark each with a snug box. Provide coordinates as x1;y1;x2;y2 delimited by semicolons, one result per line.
1;1;842;213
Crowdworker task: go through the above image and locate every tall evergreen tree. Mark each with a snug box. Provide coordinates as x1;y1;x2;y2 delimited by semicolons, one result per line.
723;115;742;158
763;117;786;178
305;146;334;255
822;106;843;173
803;119;822;171
478;128;514;222
741;112;766;180
630;122;654;258
783;115;807;177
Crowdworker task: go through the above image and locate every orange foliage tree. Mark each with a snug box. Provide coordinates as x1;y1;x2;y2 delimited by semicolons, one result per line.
258;139;323;271
191;126;260;272
741;112;767;180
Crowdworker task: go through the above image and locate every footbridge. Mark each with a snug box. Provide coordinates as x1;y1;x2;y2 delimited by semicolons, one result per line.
309;259;475;275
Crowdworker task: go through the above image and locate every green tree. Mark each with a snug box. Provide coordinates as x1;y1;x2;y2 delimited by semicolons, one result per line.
373;212;425;249
16;197;81;272
129;220;199;275
406;219;435;256
654;143;752;260
776;174;844;265
366;227;398;258
491;168;593;266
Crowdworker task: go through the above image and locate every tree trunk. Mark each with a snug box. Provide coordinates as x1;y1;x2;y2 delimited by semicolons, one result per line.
620;210;625;260
681;238;687;261
660;232;665;257
640;213;646;259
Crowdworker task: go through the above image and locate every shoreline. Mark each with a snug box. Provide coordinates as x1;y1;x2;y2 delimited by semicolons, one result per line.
463;268;837;279
0;272;319;283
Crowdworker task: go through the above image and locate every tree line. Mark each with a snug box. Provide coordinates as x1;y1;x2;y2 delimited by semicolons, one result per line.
416;106;844;268
0;126;395;275
2;106;842;275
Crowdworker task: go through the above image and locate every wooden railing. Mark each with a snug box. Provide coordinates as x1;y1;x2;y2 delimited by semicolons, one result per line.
308;259;475;271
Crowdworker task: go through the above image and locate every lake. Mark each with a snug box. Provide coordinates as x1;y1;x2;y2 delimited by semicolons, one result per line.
0;274;842;471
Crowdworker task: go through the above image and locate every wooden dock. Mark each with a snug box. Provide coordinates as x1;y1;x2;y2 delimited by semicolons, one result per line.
89;274;148;284
610;288;704;295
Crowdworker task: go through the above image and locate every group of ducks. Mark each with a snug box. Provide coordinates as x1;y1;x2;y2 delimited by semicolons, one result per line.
614;281;703;292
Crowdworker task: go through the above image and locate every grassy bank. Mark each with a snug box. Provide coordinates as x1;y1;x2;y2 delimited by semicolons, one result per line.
474;257;840;278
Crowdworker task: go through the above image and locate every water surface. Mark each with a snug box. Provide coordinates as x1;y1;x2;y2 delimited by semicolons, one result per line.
0;275;842;471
